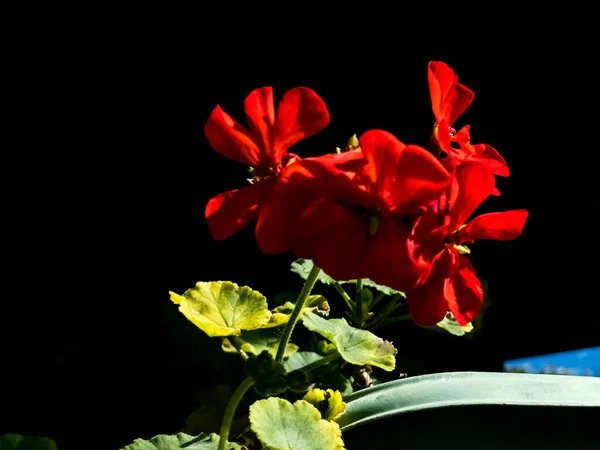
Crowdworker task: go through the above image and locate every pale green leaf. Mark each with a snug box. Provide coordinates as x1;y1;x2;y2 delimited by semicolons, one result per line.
121;432;241;450
301;312;397;371
249;398;345;449
169;281;271;337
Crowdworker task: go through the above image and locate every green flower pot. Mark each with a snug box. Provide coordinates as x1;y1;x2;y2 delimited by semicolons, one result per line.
339;372;600;449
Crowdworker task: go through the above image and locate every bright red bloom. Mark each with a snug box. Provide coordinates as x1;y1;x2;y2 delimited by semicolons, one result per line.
428;61;474;152
428;62;509;181
406;162;528;326
204;87;330;241
260;130;451;291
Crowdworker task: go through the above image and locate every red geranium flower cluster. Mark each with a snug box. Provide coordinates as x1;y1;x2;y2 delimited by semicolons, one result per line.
204;61;528;327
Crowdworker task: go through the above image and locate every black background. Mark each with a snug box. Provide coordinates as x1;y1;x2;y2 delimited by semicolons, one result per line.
3;5;597;449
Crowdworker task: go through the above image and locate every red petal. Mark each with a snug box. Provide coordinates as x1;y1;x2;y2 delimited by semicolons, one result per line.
453;125;471;143
255;162;317;254
428;61;474;126
256;152;368;254
434;119;453;153
449;162;496;230
205;181;273;241
389;144;451;214
406;249;455;326
474;144;510;177
461;210;528;242
408;207;447;268
291;199;370;282
358;129;404;198
450;83;475;126
446;258;484;326
358;130;450;214
291;199;423;291
364;218;425;292
204;105;261;166
243;87;275;162
271;87;330;163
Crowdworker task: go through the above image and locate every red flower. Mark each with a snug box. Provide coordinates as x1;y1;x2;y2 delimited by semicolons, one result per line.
261;130;451;291
428;61;474;153
204;87;330;241
428;62;509;181
406;162;528;326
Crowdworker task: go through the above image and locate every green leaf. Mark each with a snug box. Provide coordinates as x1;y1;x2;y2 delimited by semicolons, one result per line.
317;339;338;355
360;279;404;297
249;398;345;449
283;351;353;395
283;351;322;372
315;371;354;396
436;312;474;336
0;434;57;450
290;259;404;296
291;259;337;284
262;295;330;328
303;388;347;421
169;281;271;337
301;312;397;371
121;432;241;449
222;329;299;359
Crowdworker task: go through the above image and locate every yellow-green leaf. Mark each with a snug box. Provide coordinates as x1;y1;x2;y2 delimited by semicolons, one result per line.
169;281;271;337
249;398;345;449
303;388;346;422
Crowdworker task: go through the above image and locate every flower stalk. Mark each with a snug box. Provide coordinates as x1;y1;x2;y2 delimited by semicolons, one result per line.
218;376;255;450
275;264;322;363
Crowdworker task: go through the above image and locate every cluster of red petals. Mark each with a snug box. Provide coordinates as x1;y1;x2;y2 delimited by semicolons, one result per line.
204;86;330;242
428;62;509;192
203;62;528;327
406;163;527;325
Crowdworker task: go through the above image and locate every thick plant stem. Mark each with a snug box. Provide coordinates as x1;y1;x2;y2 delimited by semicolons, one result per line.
275;264;322;363
218;376;255;450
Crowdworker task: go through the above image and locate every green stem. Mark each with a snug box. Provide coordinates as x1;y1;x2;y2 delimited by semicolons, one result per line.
369;291;386;310
228;336;249;360
355;279;364;327
218;376;255;450
275;264;322;363
369;314;413;332
333;282;354;314
365;293;402;330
